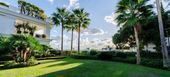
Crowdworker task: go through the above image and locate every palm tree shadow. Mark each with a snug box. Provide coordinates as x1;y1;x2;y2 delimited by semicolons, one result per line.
37;59;125;77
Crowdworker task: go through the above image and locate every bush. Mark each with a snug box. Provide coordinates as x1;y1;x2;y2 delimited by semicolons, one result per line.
71;51;78;55
140;51;162;59
3;61;17;68
0;55;13;61
90;50;98;56
62;51;71;56
116;52;127;58
49;49;61;56
27;56;37;65
81;50;89;55
71;55;97;60
112;57;136;64
141;58;163;68
97;52;113;60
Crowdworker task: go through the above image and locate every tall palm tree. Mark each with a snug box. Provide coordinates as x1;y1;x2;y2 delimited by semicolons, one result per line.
156;0;170;67
52;8;70;52
65;14;79;51
116;0;153;64
72;8;90;53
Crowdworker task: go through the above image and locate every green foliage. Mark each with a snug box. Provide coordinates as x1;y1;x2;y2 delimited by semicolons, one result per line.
49;49;61;56
114;0;153;52
0;35;43;63
72;50;166;69
0;2;9;7
72;8;91;29
71;55;97;60
0;36;10;56
3;61;17;68
141;58;163;68
97;52;113;60
18;0;47;20
116;52;127;58
80;50;89;55
112;57;136;64
27;56;37;65
89;49;98;56
52;8;70;27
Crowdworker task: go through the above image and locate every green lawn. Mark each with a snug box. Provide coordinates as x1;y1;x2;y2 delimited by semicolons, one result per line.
0;58;170;77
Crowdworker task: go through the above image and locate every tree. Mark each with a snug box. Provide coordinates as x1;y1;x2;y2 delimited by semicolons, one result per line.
18;0;47;20
65;14;79;51
0;35;42;63
0;2;9;7
115;0;153;64
72;8;90;53
52;8;70;52
156;0;170;67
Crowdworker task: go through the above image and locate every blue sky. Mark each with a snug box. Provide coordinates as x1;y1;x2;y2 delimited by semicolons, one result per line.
0;0;120;50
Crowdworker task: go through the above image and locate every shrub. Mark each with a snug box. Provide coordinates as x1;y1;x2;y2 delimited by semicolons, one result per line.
125;52;136;57
112;57;136;64
116;52;127;58
141;58;163;68
140;51;162;59
97;52;113;60
72;55;97;60
0;55;13;61
81;50;89;55
49;49;61;56
71;51;78;55
62;51;71;56
27;56;37;65
3;61;17;68
90;50;98;56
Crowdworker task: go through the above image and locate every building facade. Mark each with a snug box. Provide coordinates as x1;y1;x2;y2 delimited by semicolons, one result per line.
0;6;51;45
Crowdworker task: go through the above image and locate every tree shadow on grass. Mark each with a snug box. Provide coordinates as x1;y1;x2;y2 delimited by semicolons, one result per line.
37;59;128;77
37;59;170;77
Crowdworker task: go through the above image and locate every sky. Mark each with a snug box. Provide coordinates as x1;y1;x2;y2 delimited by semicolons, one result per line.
0;0;121;50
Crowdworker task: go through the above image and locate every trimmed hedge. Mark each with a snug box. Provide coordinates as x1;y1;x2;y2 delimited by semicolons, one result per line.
71;51;166;69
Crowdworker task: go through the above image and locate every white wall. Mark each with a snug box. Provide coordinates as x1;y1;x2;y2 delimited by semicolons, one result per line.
0;14;15;35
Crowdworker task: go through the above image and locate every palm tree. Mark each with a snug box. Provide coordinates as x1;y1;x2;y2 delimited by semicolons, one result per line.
18;0;26;14
72;8;90;53
115;0;153;64
52;8;70;52
0;2;9;7
155;0;170;67
65;14;79;51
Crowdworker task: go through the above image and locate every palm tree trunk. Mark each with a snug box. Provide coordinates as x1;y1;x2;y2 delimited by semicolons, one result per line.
134;26;141;64
78;25;81;54
156;0;170;67
61;25;64;52
71;29;74;51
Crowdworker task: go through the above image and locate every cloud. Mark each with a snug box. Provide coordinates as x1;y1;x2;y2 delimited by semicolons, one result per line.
47;0;54;4
104;13;117;25
51;34;69;40
67;0;80;9
81;28;105;36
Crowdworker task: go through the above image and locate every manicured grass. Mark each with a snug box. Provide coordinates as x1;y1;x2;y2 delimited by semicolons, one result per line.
0;58;170;77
